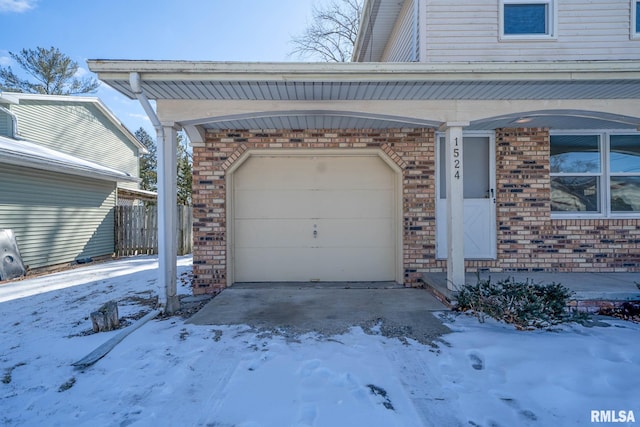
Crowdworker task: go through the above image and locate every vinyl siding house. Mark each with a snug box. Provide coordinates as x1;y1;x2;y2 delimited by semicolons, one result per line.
0;92;148;199
88;0;640;301
0;93;141;271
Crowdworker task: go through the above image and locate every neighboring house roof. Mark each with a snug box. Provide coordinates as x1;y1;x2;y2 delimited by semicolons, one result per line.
117;186;157;203
117;186;157;197
0;92;147;154
0;135;138;182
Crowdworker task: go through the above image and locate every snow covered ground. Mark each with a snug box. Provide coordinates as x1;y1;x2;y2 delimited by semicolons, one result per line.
1;255;638;427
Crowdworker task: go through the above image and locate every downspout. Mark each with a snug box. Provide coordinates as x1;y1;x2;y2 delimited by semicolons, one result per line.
129;73;163;137
354;0;376;62
129;72;170;312
0;105;21;139
368;0;376;62
412;0;419;62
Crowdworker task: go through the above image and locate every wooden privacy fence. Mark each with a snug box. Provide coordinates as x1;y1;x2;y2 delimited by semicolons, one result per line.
115;205;193;256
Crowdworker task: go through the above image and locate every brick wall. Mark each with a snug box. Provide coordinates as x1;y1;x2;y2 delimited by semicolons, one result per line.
192;129;436;294
489;128;640;273
191;127;639;294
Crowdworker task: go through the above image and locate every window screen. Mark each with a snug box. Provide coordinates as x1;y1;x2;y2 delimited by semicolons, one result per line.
504;3;548;35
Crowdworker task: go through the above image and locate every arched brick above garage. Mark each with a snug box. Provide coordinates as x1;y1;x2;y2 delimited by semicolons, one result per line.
191;128;436;294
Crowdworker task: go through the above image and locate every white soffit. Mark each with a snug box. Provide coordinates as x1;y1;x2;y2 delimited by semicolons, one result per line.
100;78;640;102
187;110;441;130
88;61;640;102
469;110;640;130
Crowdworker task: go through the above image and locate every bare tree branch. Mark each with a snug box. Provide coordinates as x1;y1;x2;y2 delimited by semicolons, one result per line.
289;0;363;62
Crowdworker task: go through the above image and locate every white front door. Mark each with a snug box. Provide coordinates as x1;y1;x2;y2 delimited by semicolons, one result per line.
436;135;496;259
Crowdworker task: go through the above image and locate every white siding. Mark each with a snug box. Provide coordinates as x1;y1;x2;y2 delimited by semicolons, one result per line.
0;164;116;270
10;101;140;189
423;0;640;63
381;0;417;62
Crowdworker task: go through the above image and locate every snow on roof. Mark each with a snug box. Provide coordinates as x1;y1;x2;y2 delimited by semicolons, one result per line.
0;135;137;182
117;186;157;197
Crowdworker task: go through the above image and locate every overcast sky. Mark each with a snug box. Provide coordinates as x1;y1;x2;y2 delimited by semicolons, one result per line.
0;0;318;136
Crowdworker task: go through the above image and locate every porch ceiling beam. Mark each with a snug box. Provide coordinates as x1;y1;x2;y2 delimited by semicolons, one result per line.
183;125;205;144
155;99;640;131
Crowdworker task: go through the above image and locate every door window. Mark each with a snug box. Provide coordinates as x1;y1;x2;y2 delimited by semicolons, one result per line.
439;136;490;199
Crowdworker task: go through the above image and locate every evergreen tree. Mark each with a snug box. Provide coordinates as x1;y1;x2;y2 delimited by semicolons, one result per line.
135;127;157;192
0;46;99;95
135;127;192;205
176;133;193;206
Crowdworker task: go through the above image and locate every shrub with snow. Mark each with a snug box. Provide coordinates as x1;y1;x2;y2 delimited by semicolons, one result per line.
454;277;583;329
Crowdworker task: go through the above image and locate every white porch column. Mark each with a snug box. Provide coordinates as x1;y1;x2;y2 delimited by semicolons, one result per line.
157;123;179;313
441;122;468;290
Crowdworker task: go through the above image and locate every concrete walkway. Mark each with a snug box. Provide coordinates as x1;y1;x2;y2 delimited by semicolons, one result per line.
423;272;640;305
187;282;450;344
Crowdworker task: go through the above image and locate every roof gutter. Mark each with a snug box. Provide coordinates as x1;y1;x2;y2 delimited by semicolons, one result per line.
89;60;640;82
352;0;372;61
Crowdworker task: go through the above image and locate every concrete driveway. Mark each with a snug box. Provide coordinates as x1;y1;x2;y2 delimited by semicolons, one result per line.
187;282;450;344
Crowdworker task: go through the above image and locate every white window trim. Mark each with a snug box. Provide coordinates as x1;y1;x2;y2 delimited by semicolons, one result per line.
499;0;558;41
632;0;640;40
550;130;640;219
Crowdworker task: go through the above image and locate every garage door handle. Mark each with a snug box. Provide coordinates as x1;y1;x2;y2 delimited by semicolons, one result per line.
313;229;318;238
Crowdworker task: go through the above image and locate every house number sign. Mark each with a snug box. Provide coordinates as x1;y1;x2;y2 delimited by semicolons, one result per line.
453;137;461;179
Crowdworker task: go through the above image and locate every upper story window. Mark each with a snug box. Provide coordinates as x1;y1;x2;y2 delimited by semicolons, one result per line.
550;133;640;216
499;0;557;40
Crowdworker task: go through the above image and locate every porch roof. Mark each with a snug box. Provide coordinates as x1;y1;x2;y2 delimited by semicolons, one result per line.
88;60;640;132
88;60;640;101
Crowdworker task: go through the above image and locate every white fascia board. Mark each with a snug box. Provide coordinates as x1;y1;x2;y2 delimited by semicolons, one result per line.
0;91;104;105
87;60;640;83
0;93;20;104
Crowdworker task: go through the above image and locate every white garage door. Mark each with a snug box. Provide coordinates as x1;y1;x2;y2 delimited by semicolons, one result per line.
233;154;396;282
